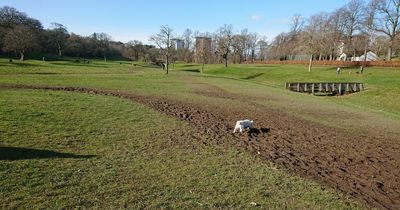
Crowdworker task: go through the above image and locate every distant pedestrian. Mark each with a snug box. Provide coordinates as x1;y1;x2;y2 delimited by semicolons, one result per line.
360;65;364;74
336;67;341;74
162;63;165;70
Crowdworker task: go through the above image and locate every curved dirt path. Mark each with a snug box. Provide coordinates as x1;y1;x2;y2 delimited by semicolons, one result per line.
1;84;399;209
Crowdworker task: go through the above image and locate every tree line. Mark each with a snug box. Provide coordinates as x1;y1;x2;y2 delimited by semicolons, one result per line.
0;6;156;61
1;0;400;64
267;0;400;61
155;0;400;66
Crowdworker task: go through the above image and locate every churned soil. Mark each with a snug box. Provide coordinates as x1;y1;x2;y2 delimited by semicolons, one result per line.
1;84;399;209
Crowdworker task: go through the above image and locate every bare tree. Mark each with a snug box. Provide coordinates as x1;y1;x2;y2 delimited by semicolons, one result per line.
362;0;379;63
182;29;194;62
182;28;193;50
65;33;86;58
302;13;327;71
48;23;69;56
373;0;400;60
326;8;347;60
269;32;289;60
287;14;305;58
92;33;111;62
240;29;250;62
149;25;174;74
0;6;42;54
247;33;259;63
267;15;306;61
343;0;365;57
290;14;305;35
257;36;269;61
0;6;42;30
231;34;246;63
198;50;208;73
370;35;390;56
3;25;39;60
216;24;233;67
124;40;144;61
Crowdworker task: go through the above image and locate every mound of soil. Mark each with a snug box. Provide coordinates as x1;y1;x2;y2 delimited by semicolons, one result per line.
1;83;399;209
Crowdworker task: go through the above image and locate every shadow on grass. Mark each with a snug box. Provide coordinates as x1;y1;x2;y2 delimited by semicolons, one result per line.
180;64;201;68
0;146;96;161
8;62;44;67
29;72;60;75
135;63;160;69
243;73;264;80
183;69;200;73
254;65;279;68
50;62;109;68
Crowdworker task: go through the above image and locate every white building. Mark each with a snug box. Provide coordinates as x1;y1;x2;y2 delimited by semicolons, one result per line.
356;51;379;61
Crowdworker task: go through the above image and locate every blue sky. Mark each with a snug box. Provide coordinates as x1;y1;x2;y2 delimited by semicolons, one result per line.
1;0;349;43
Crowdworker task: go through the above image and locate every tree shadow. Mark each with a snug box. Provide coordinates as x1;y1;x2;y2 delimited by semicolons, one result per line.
183;69;200;73
180;64;200;68
9;62;44;67
29;72;60;75
132;63;160;69
254;65;276;68
0;146;96;161
50;62;108;68
243;73;264;80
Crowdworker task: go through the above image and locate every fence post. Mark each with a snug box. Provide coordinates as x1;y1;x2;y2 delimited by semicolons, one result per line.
312;83;315;94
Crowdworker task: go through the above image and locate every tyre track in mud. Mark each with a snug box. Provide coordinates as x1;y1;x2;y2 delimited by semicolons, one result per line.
1;84;399;209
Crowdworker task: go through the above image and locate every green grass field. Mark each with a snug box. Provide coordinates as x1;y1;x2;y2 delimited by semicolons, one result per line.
0;89;359;209
2;58;399;209
185;63;400;118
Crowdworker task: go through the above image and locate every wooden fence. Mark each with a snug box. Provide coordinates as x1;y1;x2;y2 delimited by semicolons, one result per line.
285;82;364;95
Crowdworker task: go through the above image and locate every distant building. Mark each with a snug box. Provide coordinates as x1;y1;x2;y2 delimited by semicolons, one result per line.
352;51;379;61
195;37;212;63
171;39;184;50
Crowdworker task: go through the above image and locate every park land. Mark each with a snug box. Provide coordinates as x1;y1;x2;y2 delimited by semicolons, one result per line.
0;59;399;209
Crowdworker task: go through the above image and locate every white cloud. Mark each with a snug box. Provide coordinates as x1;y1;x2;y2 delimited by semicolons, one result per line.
249;14;263;21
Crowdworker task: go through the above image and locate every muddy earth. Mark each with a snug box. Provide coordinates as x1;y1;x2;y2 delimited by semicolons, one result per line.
1;84;399;209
